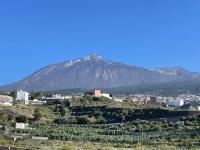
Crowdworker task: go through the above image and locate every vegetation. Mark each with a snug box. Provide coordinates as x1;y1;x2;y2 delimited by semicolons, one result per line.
0;94;200;149
26;79;200;97
104;79;200;96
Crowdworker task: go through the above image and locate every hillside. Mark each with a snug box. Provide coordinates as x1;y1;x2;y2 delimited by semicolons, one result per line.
105;79;200;96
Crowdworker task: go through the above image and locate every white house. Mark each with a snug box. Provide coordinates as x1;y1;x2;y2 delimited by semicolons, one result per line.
31;99;46;105
52;94;63;99
101;93;112;99
15;123;29;129
63;95;73;99
16;90;29;105
42;94;64;101
167;99;184;107
41;94;65;104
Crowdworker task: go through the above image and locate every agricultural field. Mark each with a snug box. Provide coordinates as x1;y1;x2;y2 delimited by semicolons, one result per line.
0;96;200;149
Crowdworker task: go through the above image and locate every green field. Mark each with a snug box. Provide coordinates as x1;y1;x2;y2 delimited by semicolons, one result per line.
0;95;200;149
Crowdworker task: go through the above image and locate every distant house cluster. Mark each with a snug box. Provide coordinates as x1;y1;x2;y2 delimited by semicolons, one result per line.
0;88;200;111
0;89;47;107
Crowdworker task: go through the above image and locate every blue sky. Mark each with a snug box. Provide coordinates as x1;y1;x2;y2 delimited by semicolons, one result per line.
0;0;200;85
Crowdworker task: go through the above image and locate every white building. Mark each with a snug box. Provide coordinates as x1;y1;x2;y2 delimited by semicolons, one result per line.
167;99;184;107
15;123;29;129
16;90;29;105
31;99;46;105
52;94;63;99
63;95;73;99
101;93;112;99
42;94;64;101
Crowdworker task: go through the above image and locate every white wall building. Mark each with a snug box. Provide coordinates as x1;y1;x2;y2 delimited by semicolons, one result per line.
31;99;46;105
102;93;112;99
42;94;64;101
167;99;184;107
16;90;29;105
15;123;29;129
63;95;73;99
52;94;63;99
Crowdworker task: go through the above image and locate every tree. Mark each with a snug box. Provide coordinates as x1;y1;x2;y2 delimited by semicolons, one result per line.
9;91;16;99
30;92;42;100
64;100;71;107
0;112;8;123
15;115;28;123
184;141;194;149
59;104;66;117
77;116;90;124
34;107;42;121
154;124;162;132
84;91;93;95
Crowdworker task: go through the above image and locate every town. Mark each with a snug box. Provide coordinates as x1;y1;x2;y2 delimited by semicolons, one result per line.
1;89;200;110
0;89;200;149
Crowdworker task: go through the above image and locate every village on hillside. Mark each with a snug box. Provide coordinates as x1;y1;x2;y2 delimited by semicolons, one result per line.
1;89;200;110
0;89;200;149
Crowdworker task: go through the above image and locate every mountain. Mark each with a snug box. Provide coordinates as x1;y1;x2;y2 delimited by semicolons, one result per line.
0;55;200;91
150;67;200;80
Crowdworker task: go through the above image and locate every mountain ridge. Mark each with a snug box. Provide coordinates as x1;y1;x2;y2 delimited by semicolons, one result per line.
0;55;200;91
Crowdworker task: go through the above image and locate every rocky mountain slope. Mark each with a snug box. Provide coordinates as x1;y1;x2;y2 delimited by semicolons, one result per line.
150;67;200;80
1;55;199;91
